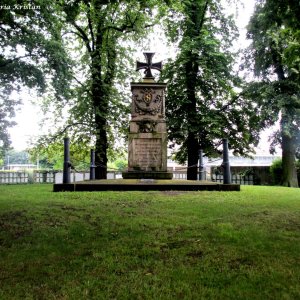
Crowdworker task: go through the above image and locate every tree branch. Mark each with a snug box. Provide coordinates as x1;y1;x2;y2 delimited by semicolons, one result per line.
104;11;139;33
72;21;92;53
72;76;92;96
0;55;37;68
50;122;91;142
198;0;209;32
110;2;120;27
218;94;240;113
60;122;90;135
86;2;95;52
62;30;85;40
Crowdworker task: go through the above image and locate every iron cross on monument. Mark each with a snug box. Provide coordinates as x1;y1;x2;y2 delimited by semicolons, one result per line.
136;52;162;80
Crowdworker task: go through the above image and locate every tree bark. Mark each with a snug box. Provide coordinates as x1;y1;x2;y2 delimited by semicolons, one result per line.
90;21;117;179
184;2;208;180
272;55;299;187
91;45;109;179
187;131;199;180
94;109;108;179
185;55;199;180
281;121;299;187
92;91;108;179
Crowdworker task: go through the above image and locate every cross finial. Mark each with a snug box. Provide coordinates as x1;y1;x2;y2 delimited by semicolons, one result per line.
136;52;162;80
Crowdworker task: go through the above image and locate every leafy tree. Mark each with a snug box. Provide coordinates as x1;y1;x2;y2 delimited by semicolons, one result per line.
0;101;15;160
244;0;300;187
34;0;169;179
35;154;55;170
108;157;128;172
162;0;259;180
270;158;300;186
30;140;128;171
3;150;31;165
0;0;72;160
270;158;283;185
29;140;90;170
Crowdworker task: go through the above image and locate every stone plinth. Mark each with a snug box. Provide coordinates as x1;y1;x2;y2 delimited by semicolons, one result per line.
122;82;173;180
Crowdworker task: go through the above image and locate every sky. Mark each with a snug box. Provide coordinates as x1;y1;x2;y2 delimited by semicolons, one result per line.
9;92;41;151
8;0;277;156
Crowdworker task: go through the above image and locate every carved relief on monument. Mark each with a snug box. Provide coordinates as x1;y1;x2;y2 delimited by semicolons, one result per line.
141;88;153;106
133;88;164;116
136;120;157;133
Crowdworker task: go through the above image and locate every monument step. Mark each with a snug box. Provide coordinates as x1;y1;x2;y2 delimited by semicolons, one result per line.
122;171;173;180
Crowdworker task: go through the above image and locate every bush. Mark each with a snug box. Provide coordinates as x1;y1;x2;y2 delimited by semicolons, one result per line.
270;159;283;185
270;159;300;185
108;159;128;172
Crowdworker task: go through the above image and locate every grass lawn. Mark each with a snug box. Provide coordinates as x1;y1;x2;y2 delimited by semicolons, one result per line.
0;185;299;299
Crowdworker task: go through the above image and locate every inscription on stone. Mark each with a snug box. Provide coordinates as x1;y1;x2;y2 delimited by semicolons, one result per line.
133;138;162;169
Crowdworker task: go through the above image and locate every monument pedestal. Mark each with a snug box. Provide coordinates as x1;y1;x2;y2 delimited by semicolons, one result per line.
122;81;173;180
122;171;173;180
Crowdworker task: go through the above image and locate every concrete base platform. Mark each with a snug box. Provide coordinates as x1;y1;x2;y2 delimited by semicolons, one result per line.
122;171;173;180
53;179;240;192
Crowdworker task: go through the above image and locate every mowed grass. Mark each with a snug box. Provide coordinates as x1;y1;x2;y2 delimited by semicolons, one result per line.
0;185;300;299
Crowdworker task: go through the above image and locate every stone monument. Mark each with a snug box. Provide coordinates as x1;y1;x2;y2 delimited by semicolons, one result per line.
122;52;173;179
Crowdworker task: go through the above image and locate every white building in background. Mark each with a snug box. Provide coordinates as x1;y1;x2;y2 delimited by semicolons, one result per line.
168;154;281;170
167;154;281;182
5;164;37;171
206;154;281;168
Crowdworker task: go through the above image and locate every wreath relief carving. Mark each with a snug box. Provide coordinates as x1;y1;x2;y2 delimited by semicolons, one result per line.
133;88;163;115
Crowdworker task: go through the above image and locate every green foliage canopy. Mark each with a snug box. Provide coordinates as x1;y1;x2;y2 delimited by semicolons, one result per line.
244;0;300;187
0;0;72;158
33;0;170;178
162;0;259;179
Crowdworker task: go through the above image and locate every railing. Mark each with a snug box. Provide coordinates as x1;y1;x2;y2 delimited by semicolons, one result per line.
0;170;255;185
0;172;30;184
211;173;254;185
34;172;56;183
0;171;123;184
172;171;187;180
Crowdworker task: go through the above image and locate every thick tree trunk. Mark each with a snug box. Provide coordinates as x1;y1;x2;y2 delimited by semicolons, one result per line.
90;27;117;179
70;5;119;180
95;113;108;179
91;59;109;180
187;131;199;180
185;57;199;181
184;3;208;180
272;56;299;187
281;131;299;187
274;60;298;187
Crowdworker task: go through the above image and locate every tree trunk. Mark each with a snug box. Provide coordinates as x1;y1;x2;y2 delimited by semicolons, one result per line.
91;54;109;179
273;56;298;187
183;2;208;180
90;26;117;179
185;55;199;181
187;131;199;180
95;113;108;179
281;131;299;187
